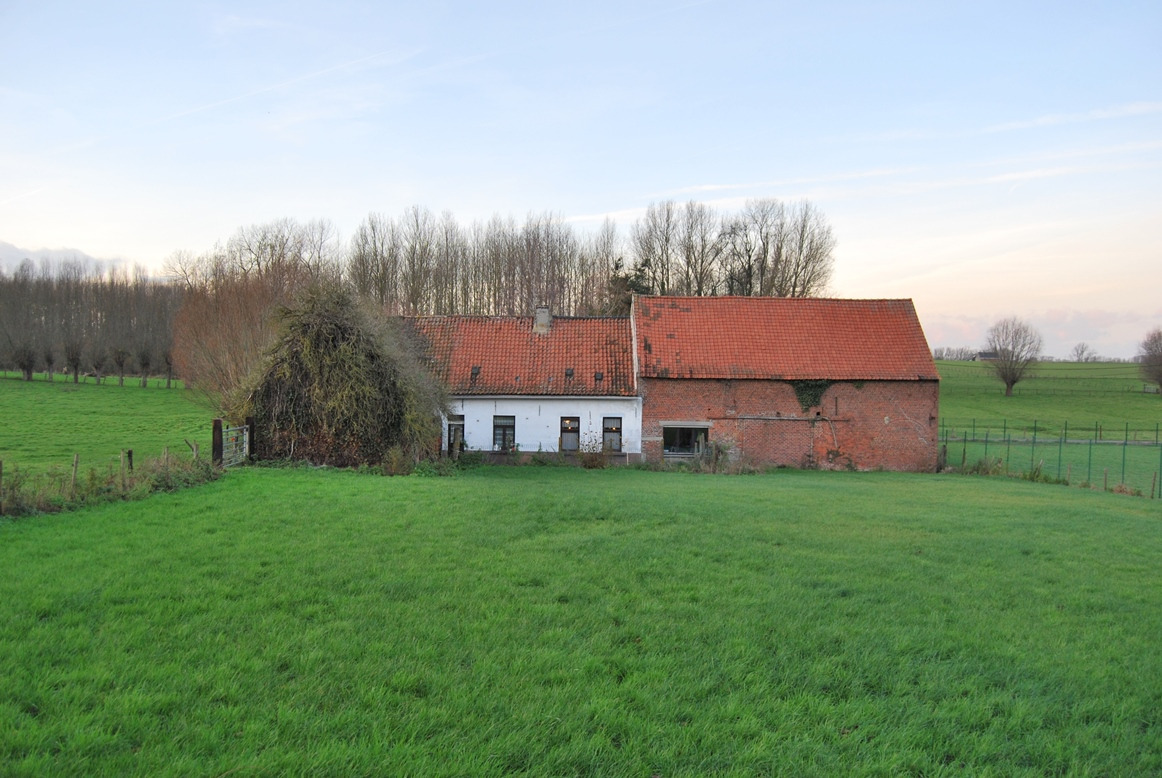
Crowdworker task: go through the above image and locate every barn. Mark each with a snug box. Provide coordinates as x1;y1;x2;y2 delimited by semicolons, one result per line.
632;295;940;471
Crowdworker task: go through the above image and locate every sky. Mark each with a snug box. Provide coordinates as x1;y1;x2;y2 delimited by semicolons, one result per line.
1;0;1159;358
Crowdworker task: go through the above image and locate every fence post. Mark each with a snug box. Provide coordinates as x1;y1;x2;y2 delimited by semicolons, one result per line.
71;454;79;500
1031;420;1038;473
1122;423;1128;485
1088;438;1093;485
1057;431;1063;482
212;419;224;467
0;460;4;515
246;416;256;462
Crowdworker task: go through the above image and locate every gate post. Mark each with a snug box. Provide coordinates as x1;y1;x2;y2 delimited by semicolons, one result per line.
212;418;224;466
246;416;256;461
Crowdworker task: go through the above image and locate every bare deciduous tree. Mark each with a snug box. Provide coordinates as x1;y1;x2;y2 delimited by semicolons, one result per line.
986;317;1043;396
1139;328;1162;391
631;201;679;295
1070;342;1099;362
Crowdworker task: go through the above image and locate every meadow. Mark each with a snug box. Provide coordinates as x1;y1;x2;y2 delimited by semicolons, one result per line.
2;364;1161;774
2;467;1160;776
937;360;1161;432
0;372;212;471
936;361;1162;494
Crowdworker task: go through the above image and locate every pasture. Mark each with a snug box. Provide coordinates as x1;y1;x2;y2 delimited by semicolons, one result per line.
937;361;1162;494
2;467;1160;776
0;373;212;471
2;362;1161;774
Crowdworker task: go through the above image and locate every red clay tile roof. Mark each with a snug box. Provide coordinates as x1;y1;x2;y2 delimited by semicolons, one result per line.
633;296;939;381
412;315;636;396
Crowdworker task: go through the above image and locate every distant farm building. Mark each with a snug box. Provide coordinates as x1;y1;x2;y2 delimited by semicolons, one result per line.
414;295;940;471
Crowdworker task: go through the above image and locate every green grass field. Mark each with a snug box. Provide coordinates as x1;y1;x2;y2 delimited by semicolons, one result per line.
936;361;1162;494
937;360;1162;434
0;374;213;472
2;467;1160;776
2;359;1161;773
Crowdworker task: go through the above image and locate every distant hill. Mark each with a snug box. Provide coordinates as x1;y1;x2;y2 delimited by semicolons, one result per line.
0;241;110;274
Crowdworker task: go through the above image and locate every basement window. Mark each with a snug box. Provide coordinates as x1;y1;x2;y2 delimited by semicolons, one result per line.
663;427;708;456
493;415;515;452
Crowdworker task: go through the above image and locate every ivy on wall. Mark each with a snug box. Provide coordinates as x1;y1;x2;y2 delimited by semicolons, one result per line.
789;379;834;412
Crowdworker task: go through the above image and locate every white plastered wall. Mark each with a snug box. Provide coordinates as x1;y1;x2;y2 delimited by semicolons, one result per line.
447;396;642;454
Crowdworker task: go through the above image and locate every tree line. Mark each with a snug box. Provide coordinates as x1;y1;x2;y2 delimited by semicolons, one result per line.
0;260;180;385
2;198;835;399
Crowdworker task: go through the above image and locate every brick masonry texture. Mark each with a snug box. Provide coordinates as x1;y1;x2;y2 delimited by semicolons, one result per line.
641;377;940;471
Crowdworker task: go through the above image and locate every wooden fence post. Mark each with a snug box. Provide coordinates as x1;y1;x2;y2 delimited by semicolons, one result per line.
71;454;79;500
1;460;4;515
212;419;224;466
246;416;256;462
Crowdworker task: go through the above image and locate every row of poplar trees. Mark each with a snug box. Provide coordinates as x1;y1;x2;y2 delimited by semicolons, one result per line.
2;197;835;401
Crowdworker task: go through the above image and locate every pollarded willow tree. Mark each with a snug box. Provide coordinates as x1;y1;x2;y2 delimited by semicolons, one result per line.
234;283;446;466
1139;328;1162;392
986;316;1043;396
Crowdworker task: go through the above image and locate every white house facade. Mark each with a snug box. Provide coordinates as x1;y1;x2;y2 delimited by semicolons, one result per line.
446;395;642;455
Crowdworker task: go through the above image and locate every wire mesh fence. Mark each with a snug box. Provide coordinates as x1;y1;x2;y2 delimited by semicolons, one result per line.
940;419;1162;497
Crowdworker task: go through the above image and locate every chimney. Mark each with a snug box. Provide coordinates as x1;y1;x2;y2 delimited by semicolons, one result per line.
533;306;551;335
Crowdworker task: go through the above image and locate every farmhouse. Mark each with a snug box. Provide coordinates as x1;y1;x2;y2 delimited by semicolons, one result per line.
414;295;939;471
633;295;940;471
413;308;643;459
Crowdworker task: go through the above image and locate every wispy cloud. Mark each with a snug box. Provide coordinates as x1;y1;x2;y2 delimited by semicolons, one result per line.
983;101;1162;133
0;186;50;207
856;101;1162;144
151;47;424;127
655;168;921;199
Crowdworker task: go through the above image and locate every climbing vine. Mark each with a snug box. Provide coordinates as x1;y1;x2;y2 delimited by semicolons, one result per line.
789;379;834;412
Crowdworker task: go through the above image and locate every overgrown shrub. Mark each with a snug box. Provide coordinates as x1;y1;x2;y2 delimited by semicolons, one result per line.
234;284;446;467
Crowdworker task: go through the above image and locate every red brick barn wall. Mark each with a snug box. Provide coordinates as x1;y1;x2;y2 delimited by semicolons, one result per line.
639;378;939;472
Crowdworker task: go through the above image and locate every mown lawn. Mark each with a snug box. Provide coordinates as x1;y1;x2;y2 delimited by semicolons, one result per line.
2;466;1159;776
